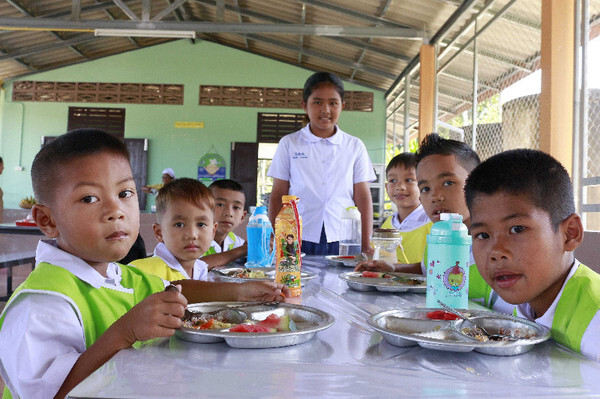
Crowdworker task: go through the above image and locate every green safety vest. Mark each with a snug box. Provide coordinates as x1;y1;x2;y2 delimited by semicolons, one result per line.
0;262;165;399
131;256;187;281
203;232;238;255
552;264;600;354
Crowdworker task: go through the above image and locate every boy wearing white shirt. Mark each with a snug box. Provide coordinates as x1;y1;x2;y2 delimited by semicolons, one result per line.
465;149;600;361
131;178;215;280
201;179;248;269
268;72;376;255
0;129;288;399
380;153;431;263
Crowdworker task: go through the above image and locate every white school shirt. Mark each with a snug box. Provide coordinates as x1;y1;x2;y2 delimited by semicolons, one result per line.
516;261;600;362
268;124;376;243
209;232;245;253
0;240;168;399
388;204;430;232
153;241;209;280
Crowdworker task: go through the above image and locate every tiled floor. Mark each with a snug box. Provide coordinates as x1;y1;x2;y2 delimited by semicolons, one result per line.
0;262;35;394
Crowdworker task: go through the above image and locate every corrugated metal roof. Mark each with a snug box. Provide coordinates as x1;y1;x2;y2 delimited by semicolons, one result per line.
0;0;586;102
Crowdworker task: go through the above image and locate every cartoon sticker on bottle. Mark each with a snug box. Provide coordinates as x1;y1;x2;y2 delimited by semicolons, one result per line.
443;262;466;292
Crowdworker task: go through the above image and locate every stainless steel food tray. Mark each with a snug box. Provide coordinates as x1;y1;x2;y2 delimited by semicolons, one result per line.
325;255;361;268
212;266;316;284
175;302;335;348
368;308;550;356
339;271;426;293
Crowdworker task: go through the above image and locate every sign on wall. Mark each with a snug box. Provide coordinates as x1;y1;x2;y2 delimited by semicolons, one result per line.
198;146;226;182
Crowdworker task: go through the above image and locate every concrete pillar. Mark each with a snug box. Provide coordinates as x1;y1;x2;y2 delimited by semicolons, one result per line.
540;0;575;173
419;44;436;142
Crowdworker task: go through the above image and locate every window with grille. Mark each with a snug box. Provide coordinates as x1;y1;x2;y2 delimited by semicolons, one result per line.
257;112;306;143
67;107;125;139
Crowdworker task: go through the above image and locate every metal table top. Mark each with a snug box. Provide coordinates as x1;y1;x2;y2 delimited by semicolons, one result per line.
67;256;600;398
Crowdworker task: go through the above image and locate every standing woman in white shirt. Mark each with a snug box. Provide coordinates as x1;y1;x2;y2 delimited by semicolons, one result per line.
268;72;376;255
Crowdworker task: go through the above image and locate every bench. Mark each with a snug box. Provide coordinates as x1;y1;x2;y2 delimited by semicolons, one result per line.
0;252;36;301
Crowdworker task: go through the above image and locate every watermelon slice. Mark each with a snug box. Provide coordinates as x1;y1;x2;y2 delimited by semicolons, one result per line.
256;314;298;332
229;324;276;333
361;271;389;278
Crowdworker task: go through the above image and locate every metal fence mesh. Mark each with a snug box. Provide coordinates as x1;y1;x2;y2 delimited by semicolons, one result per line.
580;0;600;230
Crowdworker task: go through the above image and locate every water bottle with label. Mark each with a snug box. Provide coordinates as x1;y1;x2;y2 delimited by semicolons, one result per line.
425;213;472;309
339;206;362;256
245;206;274;268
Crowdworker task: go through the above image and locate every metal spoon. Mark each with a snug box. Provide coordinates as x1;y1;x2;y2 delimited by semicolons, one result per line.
437;300;519;342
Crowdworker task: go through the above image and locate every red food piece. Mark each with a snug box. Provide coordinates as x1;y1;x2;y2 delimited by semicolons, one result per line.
426;310;460;320
337;256;356;259
256;314;281;328
361;271;384;278
199;319;215;330
229;324;275;333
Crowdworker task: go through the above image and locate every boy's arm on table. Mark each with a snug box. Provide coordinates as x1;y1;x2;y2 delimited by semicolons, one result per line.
355;260;423;274
202;242;247;270
175;279;290;303
268;178;289;225
54;290;186;398
353;181;374;256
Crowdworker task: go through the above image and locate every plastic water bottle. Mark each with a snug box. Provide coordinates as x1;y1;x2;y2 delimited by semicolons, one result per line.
425;213;472;309
245;206;274;268
339;206;362;256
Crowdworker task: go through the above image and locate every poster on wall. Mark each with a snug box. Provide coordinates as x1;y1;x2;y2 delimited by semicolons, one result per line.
198;145;226;182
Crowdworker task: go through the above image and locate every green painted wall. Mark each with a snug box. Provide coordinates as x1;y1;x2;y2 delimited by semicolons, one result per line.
0;39;386;210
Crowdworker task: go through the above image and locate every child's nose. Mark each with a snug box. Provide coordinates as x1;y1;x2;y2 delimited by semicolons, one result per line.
105;201;125;221
490;236;509;261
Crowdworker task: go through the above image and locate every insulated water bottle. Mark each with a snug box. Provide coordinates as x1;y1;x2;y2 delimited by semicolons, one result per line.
425;213;472;309
245;206;274;268
339;206;362;256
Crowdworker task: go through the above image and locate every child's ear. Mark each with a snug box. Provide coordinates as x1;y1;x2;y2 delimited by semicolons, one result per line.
152;223;164;242
562;213;584;251
242;210;247;221
211;222;217;240
32;204;58;238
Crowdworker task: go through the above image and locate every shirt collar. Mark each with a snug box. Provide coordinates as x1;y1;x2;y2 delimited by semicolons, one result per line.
35;239;125;289
300;123;343;145
153;242;208;280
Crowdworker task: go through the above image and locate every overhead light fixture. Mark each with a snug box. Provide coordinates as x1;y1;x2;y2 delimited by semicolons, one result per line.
94;29;196;39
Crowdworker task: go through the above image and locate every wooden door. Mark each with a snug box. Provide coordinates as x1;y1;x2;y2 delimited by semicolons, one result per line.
126;139;148;211
230;142;258;208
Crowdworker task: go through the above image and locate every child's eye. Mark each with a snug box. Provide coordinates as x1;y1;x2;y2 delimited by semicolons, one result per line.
509;225;525;234
215;203;225;208
81;195;98;204
406;178;415;183
420;186;430;194
197;222;207;228
443;180;455;187
119;190;135;199
474;232;489;240
174;222;184;228
387;179;397;184
233;206;241;211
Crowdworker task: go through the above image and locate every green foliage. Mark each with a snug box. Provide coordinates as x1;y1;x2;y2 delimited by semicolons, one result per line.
449;93;502;127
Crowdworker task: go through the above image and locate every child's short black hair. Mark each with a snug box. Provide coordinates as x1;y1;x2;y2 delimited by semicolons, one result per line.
156;178;215;222
386;152;416;175
208;178;244;194
302;72;345;102
415;133;480;173
31;128;130;205
464;149;575;230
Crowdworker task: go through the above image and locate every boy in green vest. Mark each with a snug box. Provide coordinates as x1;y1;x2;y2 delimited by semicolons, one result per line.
465;149;599;361
379;152;431;264
0;129;288;399
356;134;505;310
131;178;216;280
201;179;248;269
